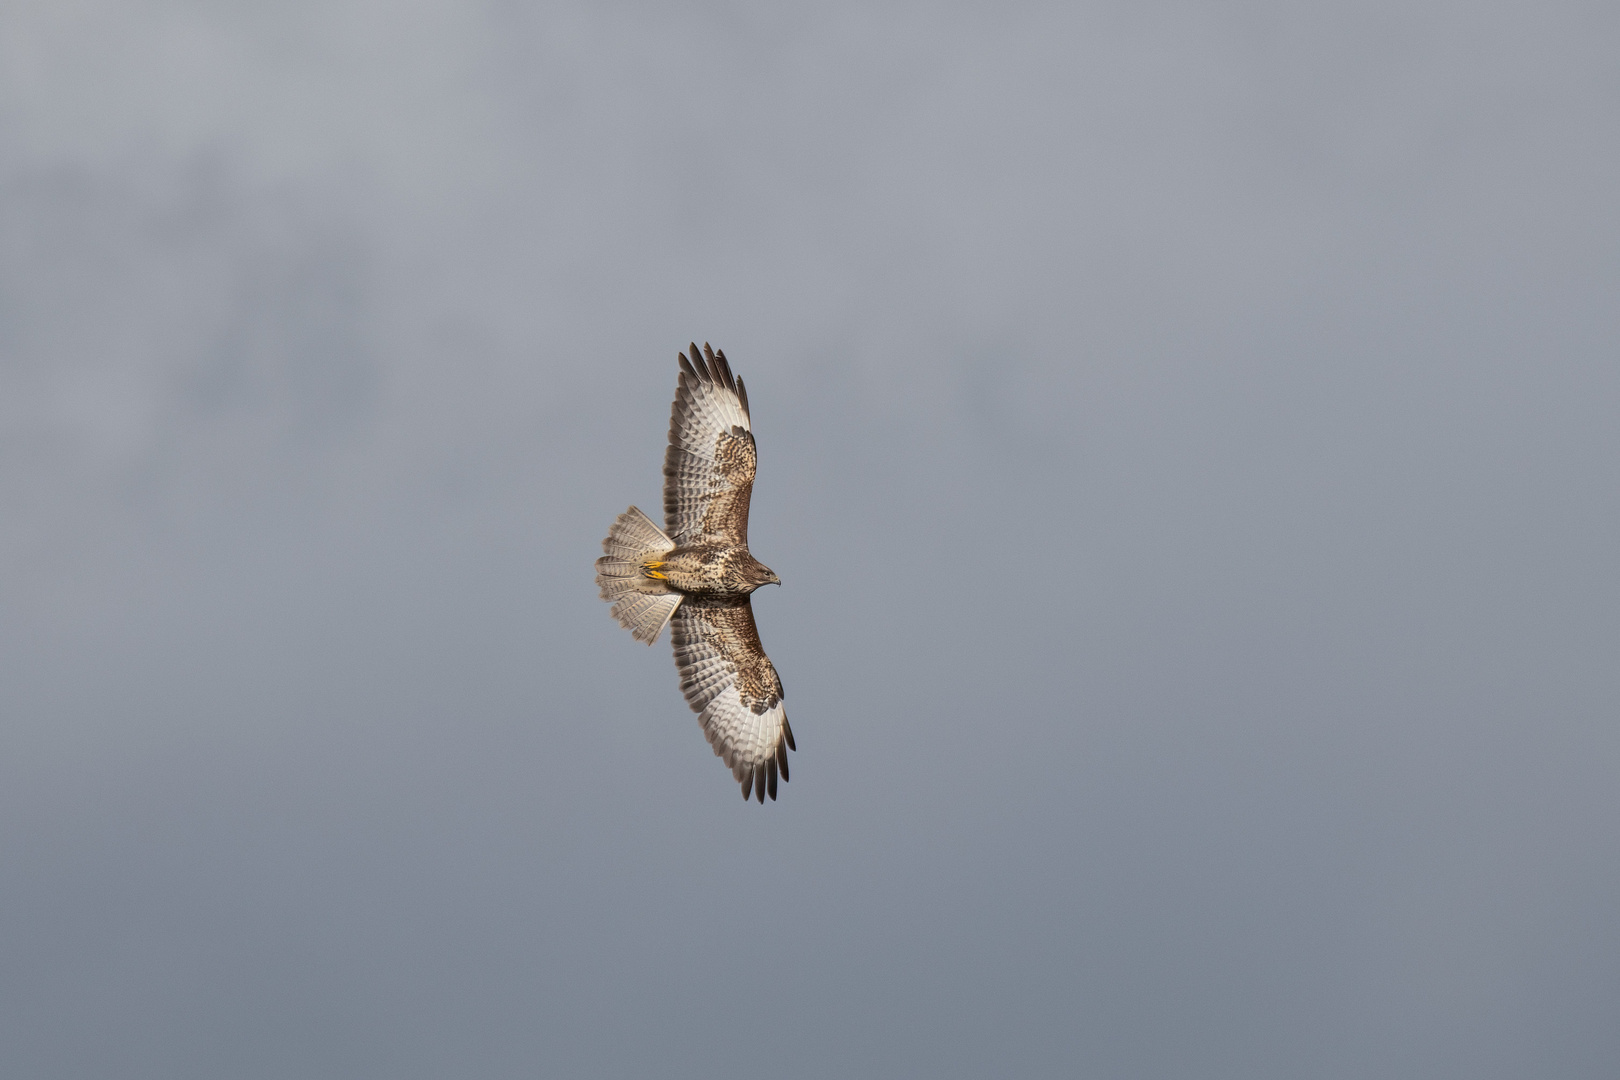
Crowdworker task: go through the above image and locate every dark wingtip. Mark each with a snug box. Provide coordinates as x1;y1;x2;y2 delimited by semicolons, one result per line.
710;347;737;394
741;771;752;801
755;764;766;803
776;739;789;782
767;758;778;800
782;715;796;752
736;375;750;419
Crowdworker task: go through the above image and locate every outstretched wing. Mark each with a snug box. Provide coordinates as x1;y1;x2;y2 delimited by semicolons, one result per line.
664;343;755;547
672;601;795;802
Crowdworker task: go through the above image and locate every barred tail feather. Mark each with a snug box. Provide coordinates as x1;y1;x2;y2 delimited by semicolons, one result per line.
608;590;682;644
601;505;673;562
596;506;681;644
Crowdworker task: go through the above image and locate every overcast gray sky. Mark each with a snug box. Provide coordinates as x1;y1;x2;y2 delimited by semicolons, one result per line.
2;2;1617;1077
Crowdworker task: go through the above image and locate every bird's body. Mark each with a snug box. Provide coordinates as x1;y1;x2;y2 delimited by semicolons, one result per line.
647;544;777;598
595;344;793;802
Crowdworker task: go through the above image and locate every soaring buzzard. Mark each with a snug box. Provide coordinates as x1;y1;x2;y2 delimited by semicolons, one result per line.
595;344;794;802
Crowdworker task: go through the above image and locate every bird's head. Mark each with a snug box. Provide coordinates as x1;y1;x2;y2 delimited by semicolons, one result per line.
728;552;781;593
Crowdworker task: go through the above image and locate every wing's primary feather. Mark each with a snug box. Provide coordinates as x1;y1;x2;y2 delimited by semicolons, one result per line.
671;601;791;801
664;343;755;547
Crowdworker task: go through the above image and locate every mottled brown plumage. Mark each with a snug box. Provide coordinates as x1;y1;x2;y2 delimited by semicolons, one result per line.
595;344;793;802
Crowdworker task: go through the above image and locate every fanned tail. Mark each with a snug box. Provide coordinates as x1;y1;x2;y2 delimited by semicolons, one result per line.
595;506;681;644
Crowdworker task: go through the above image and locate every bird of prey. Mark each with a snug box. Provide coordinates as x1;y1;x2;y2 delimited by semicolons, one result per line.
595;343;794;802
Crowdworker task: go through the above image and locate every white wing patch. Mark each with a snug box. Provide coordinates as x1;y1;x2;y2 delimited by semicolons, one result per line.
700;687;787;797
671;364;749;450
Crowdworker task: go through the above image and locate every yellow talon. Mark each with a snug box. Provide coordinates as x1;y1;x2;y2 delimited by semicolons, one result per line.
644;569;667;579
